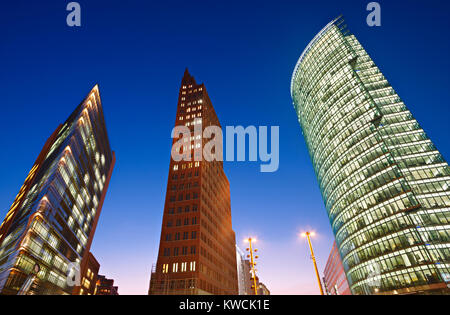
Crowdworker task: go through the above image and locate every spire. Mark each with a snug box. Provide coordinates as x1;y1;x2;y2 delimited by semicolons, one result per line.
181;68;197;86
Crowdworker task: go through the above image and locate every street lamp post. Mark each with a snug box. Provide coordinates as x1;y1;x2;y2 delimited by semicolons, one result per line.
245;237;259;296
302;232;324;296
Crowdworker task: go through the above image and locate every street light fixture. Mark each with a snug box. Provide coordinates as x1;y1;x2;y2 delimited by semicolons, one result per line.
301;231;324;295
244;237;259;295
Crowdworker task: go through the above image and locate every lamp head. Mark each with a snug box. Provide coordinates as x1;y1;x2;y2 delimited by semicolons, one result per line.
301;231;316;238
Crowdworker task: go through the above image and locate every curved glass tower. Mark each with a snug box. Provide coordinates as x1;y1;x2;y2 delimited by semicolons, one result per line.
291;17;450;295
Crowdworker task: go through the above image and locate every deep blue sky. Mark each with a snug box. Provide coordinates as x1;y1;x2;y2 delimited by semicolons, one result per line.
1;0;449;294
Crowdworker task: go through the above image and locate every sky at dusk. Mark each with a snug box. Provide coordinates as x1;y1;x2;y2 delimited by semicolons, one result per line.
1;0;450;295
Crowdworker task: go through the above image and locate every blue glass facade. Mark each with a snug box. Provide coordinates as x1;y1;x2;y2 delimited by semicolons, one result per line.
291;17;450;295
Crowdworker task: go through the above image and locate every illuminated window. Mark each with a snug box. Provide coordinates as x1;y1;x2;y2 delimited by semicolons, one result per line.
82;278;90;289
84;174;89;185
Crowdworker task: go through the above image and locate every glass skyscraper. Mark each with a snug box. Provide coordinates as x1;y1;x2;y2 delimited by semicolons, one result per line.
0;85;115;295
291;17;450;295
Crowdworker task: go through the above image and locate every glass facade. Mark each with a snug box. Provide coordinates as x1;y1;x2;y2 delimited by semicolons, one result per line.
323;241;351;295
291;17;450;295
0;85;115;295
